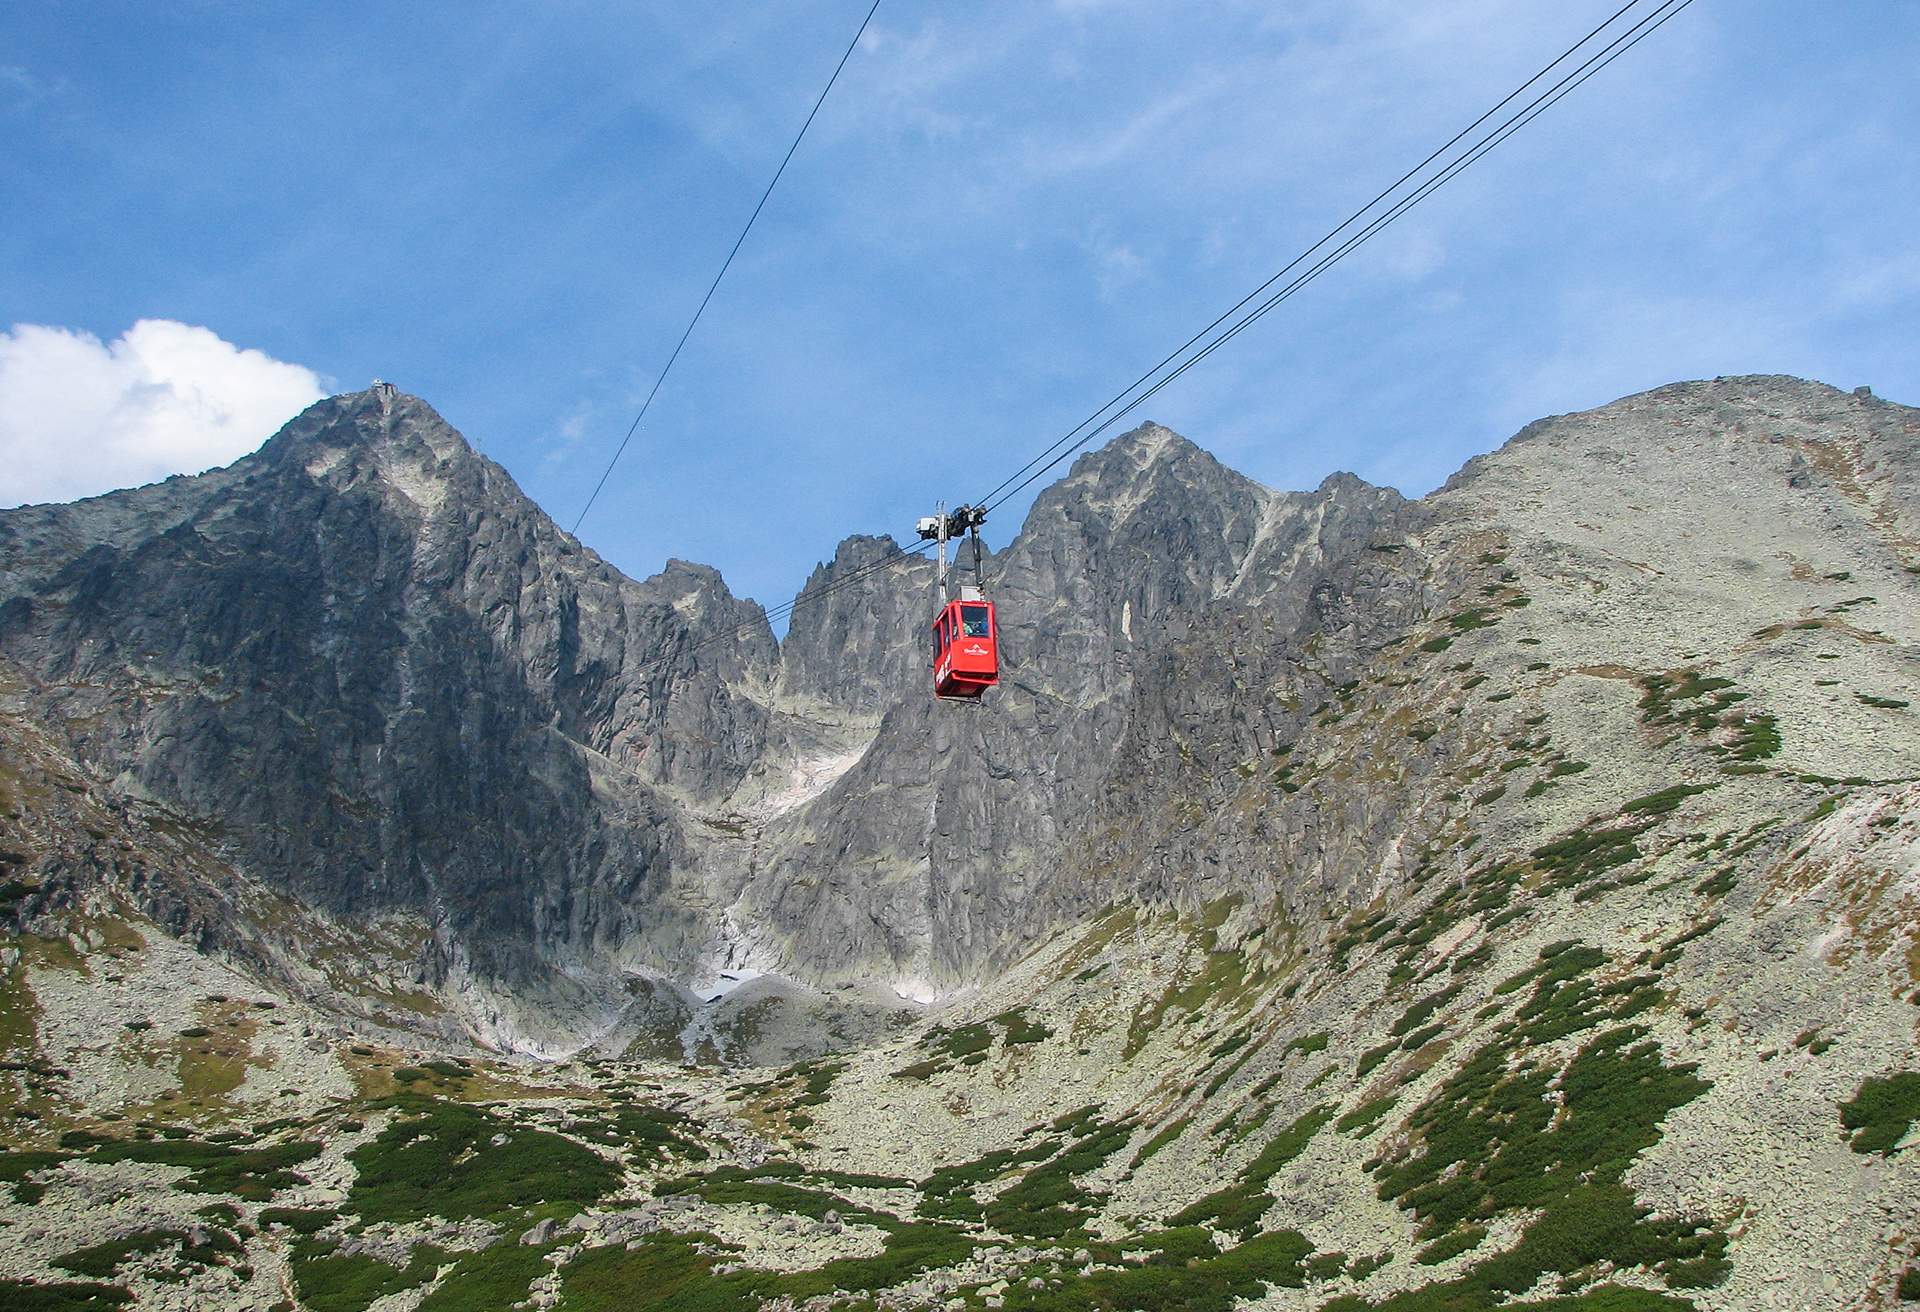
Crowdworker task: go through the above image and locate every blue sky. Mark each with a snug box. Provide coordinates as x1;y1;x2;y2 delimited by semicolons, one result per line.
3;1;1916;623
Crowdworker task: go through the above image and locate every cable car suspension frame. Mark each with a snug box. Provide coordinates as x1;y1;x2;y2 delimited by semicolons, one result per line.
917;503;999;702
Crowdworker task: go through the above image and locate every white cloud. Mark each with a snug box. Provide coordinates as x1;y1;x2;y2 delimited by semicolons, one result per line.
0;320;325;508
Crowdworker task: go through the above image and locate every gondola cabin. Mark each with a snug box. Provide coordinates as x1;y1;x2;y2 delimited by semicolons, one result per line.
931;597;998;700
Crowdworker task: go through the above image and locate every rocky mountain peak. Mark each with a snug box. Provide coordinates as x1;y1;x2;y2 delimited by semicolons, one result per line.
263;385;457;450
250;388;516;529
1048;421;1264;524
775;533;940;711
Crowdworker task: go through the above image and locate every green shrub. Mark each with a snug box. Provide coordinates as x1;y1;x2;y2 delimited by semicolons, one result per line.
54;1231;192;1279
1450;943;1494;975
1728;713;1781;760
289;1238;443;1312
997;1009;1053;1046
920;1140;1055;1222
1639;670;1738;729
1169;1106;1333;1238
558;1216;973;1310
419;1242;555;1312
1306;1250;1348;1281
925;1024;994;1059
786;1059;847;1106
562;1103;708;1166
347;1099;619;1223
1840;1072;1920;1154
0;1279;134;1310
1365;939;1724;1306
1209;1029;1252;1059
1622;784;1715;816
259;1206;333;1234
85;1136;320;1200
1399;1023;1446;1052
998;1229;1311;1312
1284;1031;1329;1057
1391;985;1462;1037
1532;824;1649;887
1356;1042;1397;1078
1129;1115;1192;1170
1415;1223;1486;1265
984;1116;1133;1239
1694;869;1736;898
1336;1095;1397;1135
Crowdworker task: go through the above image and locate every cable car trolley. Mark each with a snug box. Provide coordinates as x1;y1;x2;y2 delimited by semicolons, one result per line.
917;502;998;702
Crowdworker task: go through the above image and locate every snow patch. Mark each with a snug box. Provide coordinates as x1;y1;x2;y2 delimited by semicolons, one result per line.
892;976;964;1006
693;967;764;1005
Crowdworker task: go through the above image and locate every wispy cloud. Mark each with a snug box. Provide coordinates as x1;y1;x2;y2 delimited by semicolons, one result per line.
0;63;64;111
1081;220;1149;298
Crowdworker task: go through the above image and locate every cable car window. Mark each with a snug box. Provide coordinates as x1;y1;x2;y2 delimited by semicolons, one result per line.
961;604;990;637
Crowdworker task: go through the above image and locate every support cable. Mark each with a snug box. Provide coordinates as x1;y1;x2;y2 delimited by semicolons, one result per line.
968;0;1649;514
979;0;1698;514
640;0;1699;671
570;0;884;534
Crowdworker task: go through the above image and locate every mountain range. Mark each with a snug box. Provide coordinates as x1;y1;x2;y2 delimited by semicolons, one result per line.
0;374;1915;1310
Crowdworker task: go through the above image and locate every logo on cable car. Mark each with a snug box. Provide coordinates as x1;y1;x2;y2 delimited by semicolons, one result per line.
962;643;988;656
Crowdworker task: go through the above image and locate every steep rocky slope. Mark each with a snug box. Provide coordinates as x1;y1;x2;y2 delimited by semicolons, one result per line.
0;385;1418;1045
1;376;1917;1310
0;387;783;1044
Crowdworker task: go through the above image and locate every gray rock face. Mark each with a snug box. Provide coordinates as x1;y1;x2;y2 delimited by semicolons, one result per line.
0;389;774;997
777;533;940;712
732;427;1417;990
5;374;1908;1047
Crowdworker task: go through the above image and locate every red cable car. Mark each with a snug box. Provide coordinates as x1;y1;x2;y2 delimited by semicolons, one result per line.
932;596;998;700
918;502;999;702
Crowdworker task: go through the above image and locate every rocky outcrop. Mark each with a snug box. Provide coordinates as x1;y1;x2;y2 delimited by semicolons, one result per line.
732;428;1418;990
